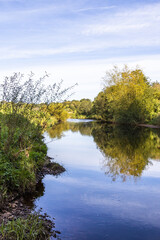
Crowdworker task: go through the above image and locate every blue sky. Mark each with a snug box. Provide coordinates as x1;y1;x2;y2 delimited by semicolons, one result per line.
0;0;160;100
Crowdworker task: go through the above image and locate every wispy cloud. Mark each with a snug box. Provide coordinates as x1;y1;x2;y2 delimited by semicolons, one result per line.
0;0;159;99
1;37;160;60
75;5;116;12
82;2;160;36
83;23;150;35
117;2;160;17
0;45;96;60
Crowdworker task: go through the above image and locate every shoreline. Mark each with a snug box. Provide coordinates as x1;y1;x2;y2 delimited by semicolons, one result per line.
86;118;160;129
136;124;160;129
0;157;65;239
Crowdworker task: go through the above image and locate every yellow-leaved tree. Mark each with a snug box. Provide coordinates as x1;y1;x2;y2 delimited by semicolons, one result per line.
103;65;157;124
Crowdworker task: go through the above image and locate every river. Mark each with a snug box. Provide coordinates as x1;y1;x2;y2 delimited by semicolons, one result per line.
29;119;160;240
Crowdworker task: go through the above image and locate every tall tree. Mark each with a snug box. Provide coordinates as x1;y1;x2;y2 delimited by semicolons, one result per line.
102;65;156;123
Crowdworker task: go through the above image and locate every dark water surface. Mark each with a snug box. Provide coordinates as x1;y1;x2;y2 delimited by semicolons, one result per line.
33;120;160;239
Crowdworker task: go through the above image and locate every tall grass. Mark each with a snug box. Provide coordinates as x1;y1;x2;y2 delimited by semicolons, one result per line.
0;213;56;240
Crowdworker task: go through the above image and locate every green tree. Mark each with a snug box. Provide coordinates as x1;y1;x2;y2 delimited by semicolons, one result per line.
48;102;69;123
92;91;113;121
101;65;157;124
78;99;92;116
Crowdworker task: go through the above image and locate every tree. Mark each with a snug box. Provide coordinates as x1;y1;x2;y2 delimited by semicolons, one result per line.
78;99;92;116
0;72;76;115
92;91;113;121
48;102;69;122
101;65;156;123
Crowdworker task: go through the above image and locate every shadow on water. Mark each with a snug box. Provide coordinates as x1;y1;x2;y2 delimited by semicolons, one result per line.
23;179;45;208
47;120;160;181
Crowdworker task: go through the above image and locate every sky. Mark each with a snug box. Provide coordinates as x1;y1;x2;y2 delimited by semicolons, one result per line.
0;0;160;100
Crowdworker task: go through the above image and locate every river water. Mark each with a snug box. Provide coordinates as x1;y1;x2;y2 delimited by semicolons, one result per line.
32;119;160;239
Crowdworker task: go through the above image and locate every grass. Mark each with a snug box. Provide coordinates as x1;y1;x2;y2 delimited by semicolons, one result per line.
0;212;56;240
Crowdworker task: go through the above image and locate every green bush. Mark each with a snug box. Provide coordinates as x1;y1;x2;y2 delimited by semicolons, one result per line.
0;113;47;197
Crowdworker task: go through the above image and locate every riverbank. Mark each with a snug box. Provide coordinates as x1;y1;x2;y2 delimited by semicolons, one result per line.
90;118;160;129
136;123;160;129
0;157;65;239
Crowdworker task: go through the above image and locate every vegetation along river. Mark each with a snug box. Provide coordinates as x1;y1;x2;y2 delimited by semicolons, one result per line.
26;119;160;240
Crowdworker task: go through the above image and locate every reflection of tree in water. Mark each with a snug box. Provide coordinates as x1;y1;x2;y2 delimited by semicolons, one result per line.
92;125;160;181
47;122;70;139
47;121;97;138
47;120;160;181
68;121;96;136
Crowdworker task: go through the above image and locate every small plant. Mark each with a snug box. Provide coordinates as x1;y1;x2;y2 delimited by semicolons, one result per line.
0;212;58;240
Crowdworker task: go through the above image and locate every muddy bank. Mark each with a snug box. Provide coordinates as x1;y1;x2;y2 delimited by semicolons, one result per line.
36;156;65;183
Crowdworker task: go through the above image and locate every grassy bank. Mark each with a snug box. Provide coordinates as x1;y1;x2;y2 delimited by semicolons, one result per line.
0;110;65;239
0;72;76;239
0;212;58;240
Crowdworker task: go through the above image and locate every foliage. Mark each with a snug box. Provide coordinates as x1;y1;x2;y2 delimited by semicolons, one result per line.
77;99;92;116
0;114;47;198
0;72;73;238
93;65;160;124
92;91;113;121
0;212;56;240
63;99;93;119
0;72;75;128
0;72;73;207
48;103;69;123
0;72;75;105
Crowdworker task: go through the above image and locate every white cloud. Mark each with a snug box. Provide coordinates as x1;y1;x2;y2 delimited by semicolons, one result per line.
117;2;160;17
0;45;102;60
75;5;116;12
82;2;160;38
1;37;160;61
83;23;150;35
0;1;159;100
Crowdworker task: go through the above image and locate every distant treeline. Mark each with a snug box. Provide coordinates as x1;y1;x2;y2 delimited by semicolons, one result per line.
64;66;160;125
63;98;92;119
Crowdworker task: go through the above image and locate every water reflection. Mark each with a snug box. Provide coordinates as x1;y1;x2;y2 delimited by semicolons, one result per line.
47;121;160;181
93;125;160;181
23;180;45;208
47;122;69;139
